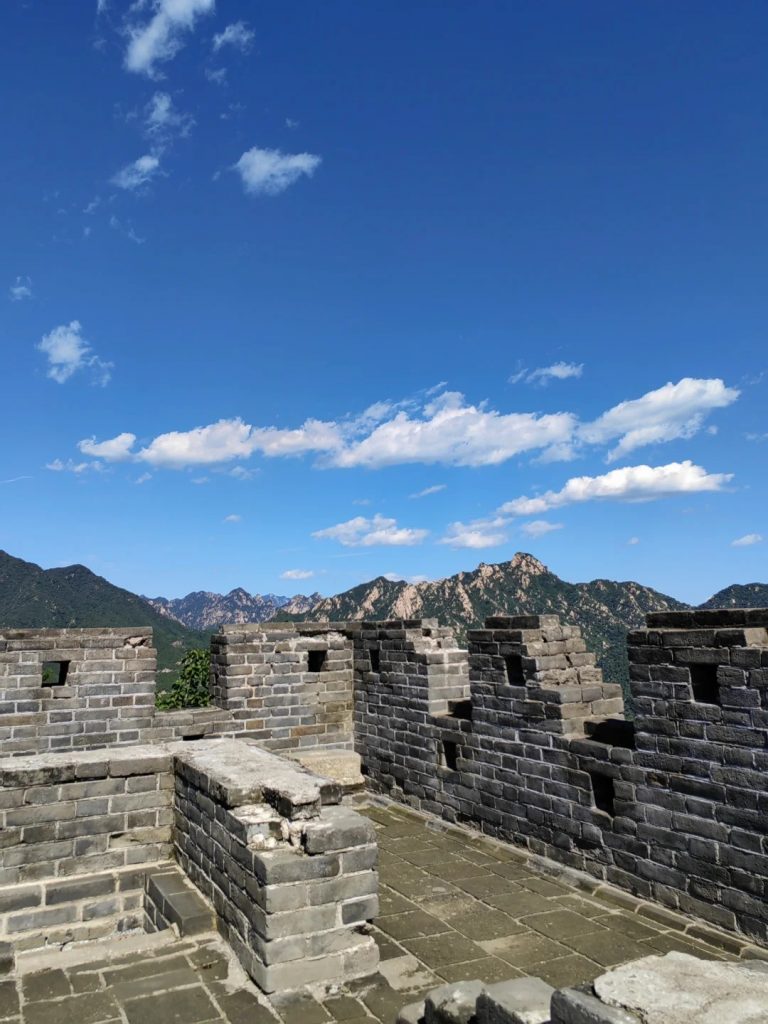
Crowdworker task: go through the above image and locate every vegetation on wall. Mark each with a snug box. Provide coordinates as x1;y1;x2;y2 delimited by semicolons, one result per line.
155;648;211;710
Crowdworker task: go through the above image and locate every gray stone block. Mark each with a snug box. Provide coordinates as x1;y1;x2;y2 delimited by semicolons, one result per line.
425;981;486;1024
478;978;555;1024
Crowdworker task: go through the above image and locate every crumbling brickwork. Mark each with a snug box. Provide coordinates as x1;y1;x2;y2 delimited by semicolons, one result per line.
172;739;378;991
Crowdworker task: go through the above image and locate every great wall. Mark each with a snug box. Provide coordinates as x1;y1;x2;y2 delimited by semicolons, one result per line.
0;609;767;1021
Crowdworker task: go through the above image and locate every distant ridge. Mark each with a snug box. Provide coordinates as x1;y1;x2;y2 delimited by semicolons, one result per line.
146;588;321;631
700;583;768;609
276;552;689;686
0;550;206;674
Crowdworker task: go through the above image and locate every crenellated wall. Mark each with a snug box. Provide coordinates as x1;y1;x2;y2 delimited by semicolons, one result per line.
352;610;768;946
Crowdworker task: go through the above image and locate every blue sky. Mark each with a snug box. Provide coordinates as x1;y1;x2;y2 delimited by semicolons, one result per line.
2;0;767;603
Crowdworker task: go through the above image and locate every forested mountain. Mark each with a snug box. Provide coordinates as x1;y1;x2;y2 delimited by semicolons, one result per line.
0;551;206;674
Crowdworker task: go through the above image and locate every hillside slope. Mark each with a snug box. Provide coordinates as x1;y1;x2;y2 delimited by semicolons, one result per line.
700;583;768;609
278;553;688;685
0;551;206;674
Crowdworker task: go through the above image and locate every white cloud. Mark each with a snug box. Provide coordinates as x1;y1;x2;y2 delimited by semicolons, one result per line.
212;21;253;52
332;391;577;469
439;517;509;549
746;432;768;442
580;378;739;463
313;515;428;548
10;276;32;301
410;484;446;499
46;459;100;474
111;154;161;190
520;520;563;537
233;147;321;196
78;433;137;460
38;321;112;386
136;473;152;484
144;92;194;144
109;215;146;245
732;533;763;547
501;461;733;516
124;0;215;78
281;569;315;580
511;362;583;386
223;514;241;523
205;66;227;85
627;536;640;546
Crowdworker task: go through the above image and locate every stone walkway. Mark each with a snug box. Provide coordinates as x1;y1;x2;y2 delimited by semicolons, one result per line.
5;799;766;1024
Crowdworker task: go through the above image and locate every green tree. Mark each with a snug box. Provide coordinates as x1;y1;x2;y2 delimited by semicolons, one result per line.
156;648;211;710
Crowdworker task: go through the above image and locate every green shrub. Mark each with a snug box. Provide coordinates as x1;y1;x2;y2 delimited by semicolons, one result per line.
156;648;211;710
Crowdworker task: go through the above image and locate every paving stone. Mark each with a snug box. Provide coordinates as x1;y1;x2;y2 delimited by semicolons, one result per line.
444;908;527;943
123;986;221;1024
373;930;407;962
109;967;201;1001
102;954;191;985
21;970;71;1002
561;930;648;968
480;933;571;970
273;994;332;1024
325;995;369;1020
187;945;230;982
456;876;516;899
400;935;486;969
0;981;19;1019
592;915;661;943
379;889;416;917
524;911;608;941
24;992;120;1024
434;960;523;985
421;859;489;883
533;954;600;989
519;878;570;898
477;977;554;1024
378;913;450;941
481;894;553;919
211;987;276;1024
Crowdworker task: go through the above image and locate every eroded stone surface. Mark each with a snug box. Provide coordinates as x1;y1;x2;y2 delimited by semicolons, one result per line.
593;952;768;1024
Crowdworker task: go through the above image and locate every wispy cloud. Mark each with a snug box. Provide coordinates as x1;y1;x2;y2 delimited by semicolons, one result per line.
410;484;446;499
233;147;321;196
212;21;254;52
500;461;732;516
143;92;194;146
136;473;152;485
732;533;763;547
510;361;583;386
46;458;101;474
109;215;146;245
520;520;563;537
0;476;32;485
281;569;315;580
9;276;32;301
111;154;161;191
627;536;640;546
124;0;215;78
38;321;112;386
223;514;242;523
313;515;428;548
439;517;509;549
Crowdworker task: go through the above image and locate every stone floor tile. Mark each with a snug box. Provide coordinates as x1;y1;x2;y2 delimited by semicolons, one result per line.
434;957;523;985
324;995;369;1020
383;867;435;899
560;928;648;967
524;909;608;941
488;863;533;881
24;992;120;1024
555;896;611;920
101;953;191;985
593;913;662;942
213;988;277;1024
377;911;449;941
110;967;201;1001
480;931;571;970
70;971;104;994
355;978;409;1024
123;986;221;1024
273;994;331;1024
533;954;601;989
372;929;406;962
482;891;554;918
21;970;71;1003
640;932;727;959
0;981;19;1020
455;874;517;899
399;932;486;968
518;877;571;897
443;906;528;942
377;887;415;917
186;945;230;982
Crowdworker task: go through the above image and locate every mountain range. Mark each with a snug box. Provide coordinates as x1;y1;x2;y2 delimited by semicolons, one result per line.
2;549;766;688
145;589;321;631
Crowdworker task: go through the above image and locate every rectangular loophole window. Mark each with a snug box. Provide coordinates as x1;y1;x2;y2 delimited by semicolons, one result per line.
689;663;721;706
505;654;525;685
369;648;380;673
439;740;459;771
42;661;70;687
590;772;616;816
307;650;327;673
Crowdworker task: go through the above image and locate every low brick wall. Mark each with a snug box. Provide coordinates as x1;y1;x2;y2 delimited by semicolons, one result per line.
0;745;173;948
172;738;378;992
